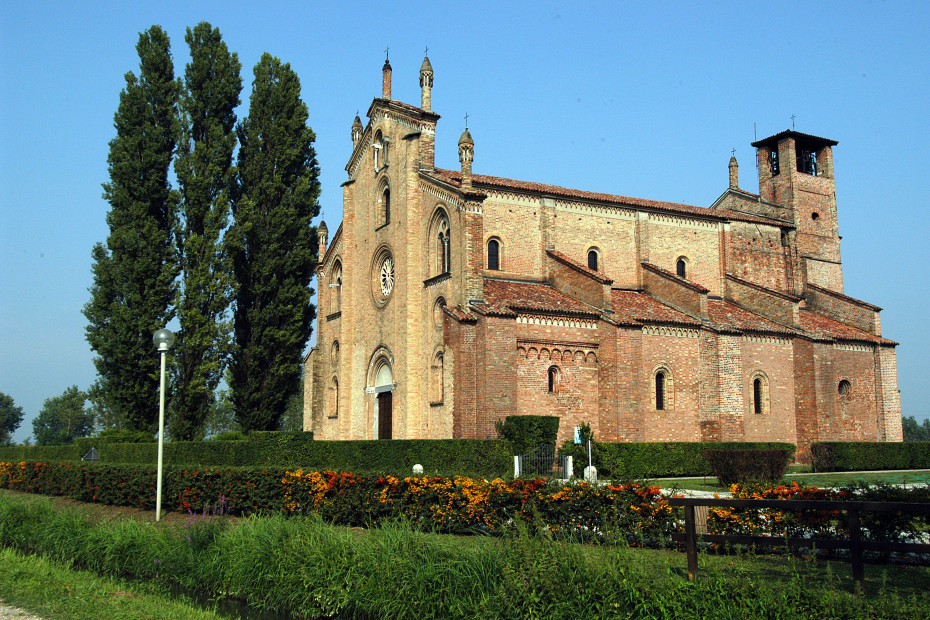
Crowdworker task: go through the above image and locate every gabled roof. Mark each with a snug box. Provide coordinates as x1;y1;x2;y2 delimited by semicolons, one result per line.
422;168;784;226
368;97;440;122
707;299;797;336
751;129;837;150
610;290;701;326
806;283;882;312
482;278;600;317
799;310;896;345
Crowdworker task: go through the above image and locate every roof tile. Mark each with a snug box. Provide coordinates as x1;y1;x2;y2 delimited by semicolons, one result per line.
483;279;598;317
424;168;782;225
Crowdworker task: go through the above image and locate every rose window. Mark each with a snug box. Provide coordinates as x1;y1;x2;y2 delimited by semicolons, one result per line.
379;256;395;297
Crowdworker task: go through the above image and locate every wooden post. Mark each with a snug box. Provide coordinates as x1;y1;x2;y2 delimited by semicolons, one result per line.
847;509;864;590
684;505;698;580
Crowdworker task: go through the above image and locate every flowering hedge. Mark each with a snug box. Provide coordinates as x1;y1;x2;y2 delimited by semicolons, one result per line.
280;470;675;540
4;461;925;545
0;461;676;541
708;481;930;543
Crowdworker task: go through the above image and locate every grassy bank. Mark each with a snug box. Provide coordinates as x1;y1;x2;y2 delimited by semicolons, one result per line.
0;546;222;620
1;491;929;619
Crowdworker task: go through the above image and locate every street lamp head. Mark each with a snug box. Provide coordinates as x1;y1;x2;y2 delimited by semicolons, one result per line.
153;328;175;352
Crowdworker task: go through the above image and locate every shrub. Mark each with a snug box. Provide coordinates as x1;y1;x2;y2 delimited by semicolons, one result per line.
702;449;790;485
811;441;930;472
496;415;560;454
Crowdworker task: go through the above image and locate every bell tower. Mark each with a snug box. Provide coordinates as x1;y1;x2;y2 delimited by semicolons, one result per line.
752;130;843;292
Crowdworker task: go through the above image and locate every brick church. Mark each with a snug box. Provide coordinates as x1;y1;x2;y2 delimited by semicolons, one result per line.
303;56;902;461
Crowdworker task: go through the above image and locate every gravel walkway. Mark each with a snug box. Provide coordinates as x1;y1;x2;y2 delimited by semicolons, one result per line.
0;599;43;620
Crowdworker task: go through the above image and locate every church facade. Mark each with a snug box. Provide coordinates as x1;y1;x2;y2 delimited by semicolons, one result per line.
303;57;902;461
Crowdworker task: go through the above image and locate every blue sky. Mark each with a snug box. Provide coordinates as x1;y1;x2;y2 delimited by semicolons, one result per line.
1;1;928;442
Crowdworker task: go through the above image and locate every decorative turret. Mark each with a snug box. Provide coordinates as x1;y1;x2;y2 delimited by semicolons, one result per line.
420;55;433;111
351;115;363;146
382;56;392;99
317;220;328;255
729;153;739;189
458;127;474;190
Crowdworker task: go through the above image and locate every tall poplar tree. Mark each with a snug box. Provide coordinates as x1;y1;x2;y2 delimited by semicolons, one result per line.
170;22;242;440
83;26;179;434
228;53;320;431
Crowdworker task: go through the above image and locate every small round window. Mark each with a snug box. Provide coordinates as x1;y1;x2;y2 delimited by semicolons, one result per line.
838;380;851;397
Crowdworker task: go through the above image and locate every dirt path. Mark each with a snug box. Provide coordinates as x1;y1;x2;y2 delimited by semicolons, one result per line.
0;599;43;620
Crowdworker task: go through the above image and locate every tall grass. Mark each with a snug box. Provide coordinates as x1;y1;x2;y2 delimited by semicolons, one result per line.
1;492;928;619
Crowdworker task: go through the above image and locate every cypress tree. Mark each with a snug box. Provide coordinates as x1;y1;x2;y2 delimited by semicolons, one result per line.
83;26;179;434
228;53;320;431
170;23;242;440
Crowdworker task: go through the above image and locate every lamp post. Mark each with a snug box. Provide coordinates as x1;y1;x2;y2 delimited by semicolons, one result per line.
153;328;175;522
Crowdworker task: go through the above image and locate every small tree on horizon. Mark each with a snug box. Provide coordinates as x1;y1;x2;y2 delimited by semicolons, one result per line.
228;53;320;431
0;392;25;445
32;386;93;446
902;415;930;442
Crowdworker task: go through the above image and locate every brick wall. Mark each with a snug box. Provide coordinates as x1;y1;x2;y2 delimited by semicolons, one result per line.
643;213;722;296
639;330;703;441
727;221;797;293
740;337;797;445
875;345;903;441
818;345;879;442
546;203;640;289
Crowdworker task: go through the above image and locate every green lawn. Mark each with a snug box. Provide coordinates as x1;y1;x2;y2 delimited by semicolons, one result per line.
652;469;930;493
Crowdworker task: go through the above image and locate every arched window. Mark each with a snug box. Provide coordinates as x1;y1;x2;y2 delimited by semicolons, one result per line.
330;261;342;313
329;377;339;418
428;208;451;276
431;351;444;404
588;249;599;271
652;366;674;411
373;130;388;171
437;216;450;273
487;238;500;270
676;258;687;278
750;372;770;415
381;186;391;226
547;366;560;393
656;371;666;410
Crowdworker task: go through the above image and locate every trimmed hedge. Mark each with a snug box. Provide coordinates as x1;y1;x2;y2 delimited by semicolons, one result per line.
560;441;797;478
0;434;512;478
811;441;930;472
702;449;791;484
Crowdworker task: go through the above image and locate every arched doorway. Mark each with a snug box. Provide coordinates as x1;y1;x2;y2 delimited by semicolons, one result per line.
372;356;394;440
